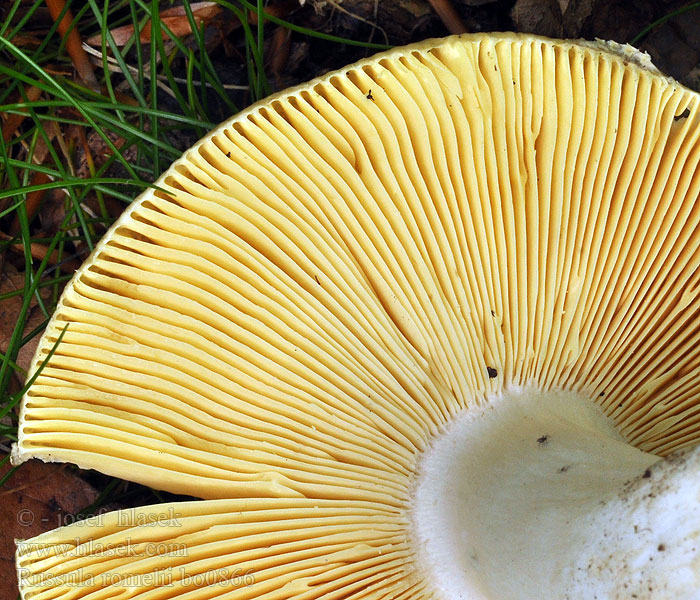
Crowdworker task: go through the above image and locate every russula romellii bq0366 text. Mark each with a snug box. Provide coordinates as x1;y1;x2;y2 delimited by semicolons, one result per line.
12;33;700;599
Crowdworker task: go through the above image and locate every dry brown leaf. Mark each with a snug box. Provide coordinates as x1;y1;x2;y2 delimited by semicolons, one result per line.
74;127;134;177
269;25;292;87
0;232;77;275
6;31;43;49
0;264;58;377
1;85;42;143
0;268;24;368
85;1;299;48
86;2;223;46
511;0;594;37
6;120;59;236
8;171;52;238
0;460;98;599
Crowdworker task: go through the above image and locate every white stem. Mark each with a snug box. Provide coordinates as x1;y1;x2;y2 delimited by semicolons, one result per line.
410;387;700;599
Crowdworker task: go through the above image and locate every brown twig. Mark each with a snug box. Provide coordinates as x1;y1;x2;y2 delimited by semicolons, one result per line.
427;0;469;35
45;0;99;90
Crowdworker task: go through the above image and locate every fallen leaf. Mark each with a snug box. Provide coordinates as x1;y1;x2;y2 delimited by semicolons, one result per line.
6;119;59;236
511;0;594;37
1;85;43;143
269;25;292;87
86;2;223;46
0;264;58;378
0;269;24;369
6;32;43;49
0;460;99;600
85;1;298;47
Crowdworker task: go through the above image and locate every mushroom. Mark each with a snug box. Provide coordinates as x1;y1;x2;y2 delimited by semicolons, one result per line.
13;32;700;599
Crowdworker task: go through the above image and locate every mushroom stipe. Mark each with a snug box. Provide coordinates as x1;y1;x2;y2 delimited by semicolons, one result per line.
13;33;700;599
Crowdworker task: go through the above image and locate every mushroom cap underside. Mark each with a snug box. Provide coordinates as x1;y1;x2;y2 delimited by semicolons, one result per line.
14;32;700;600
